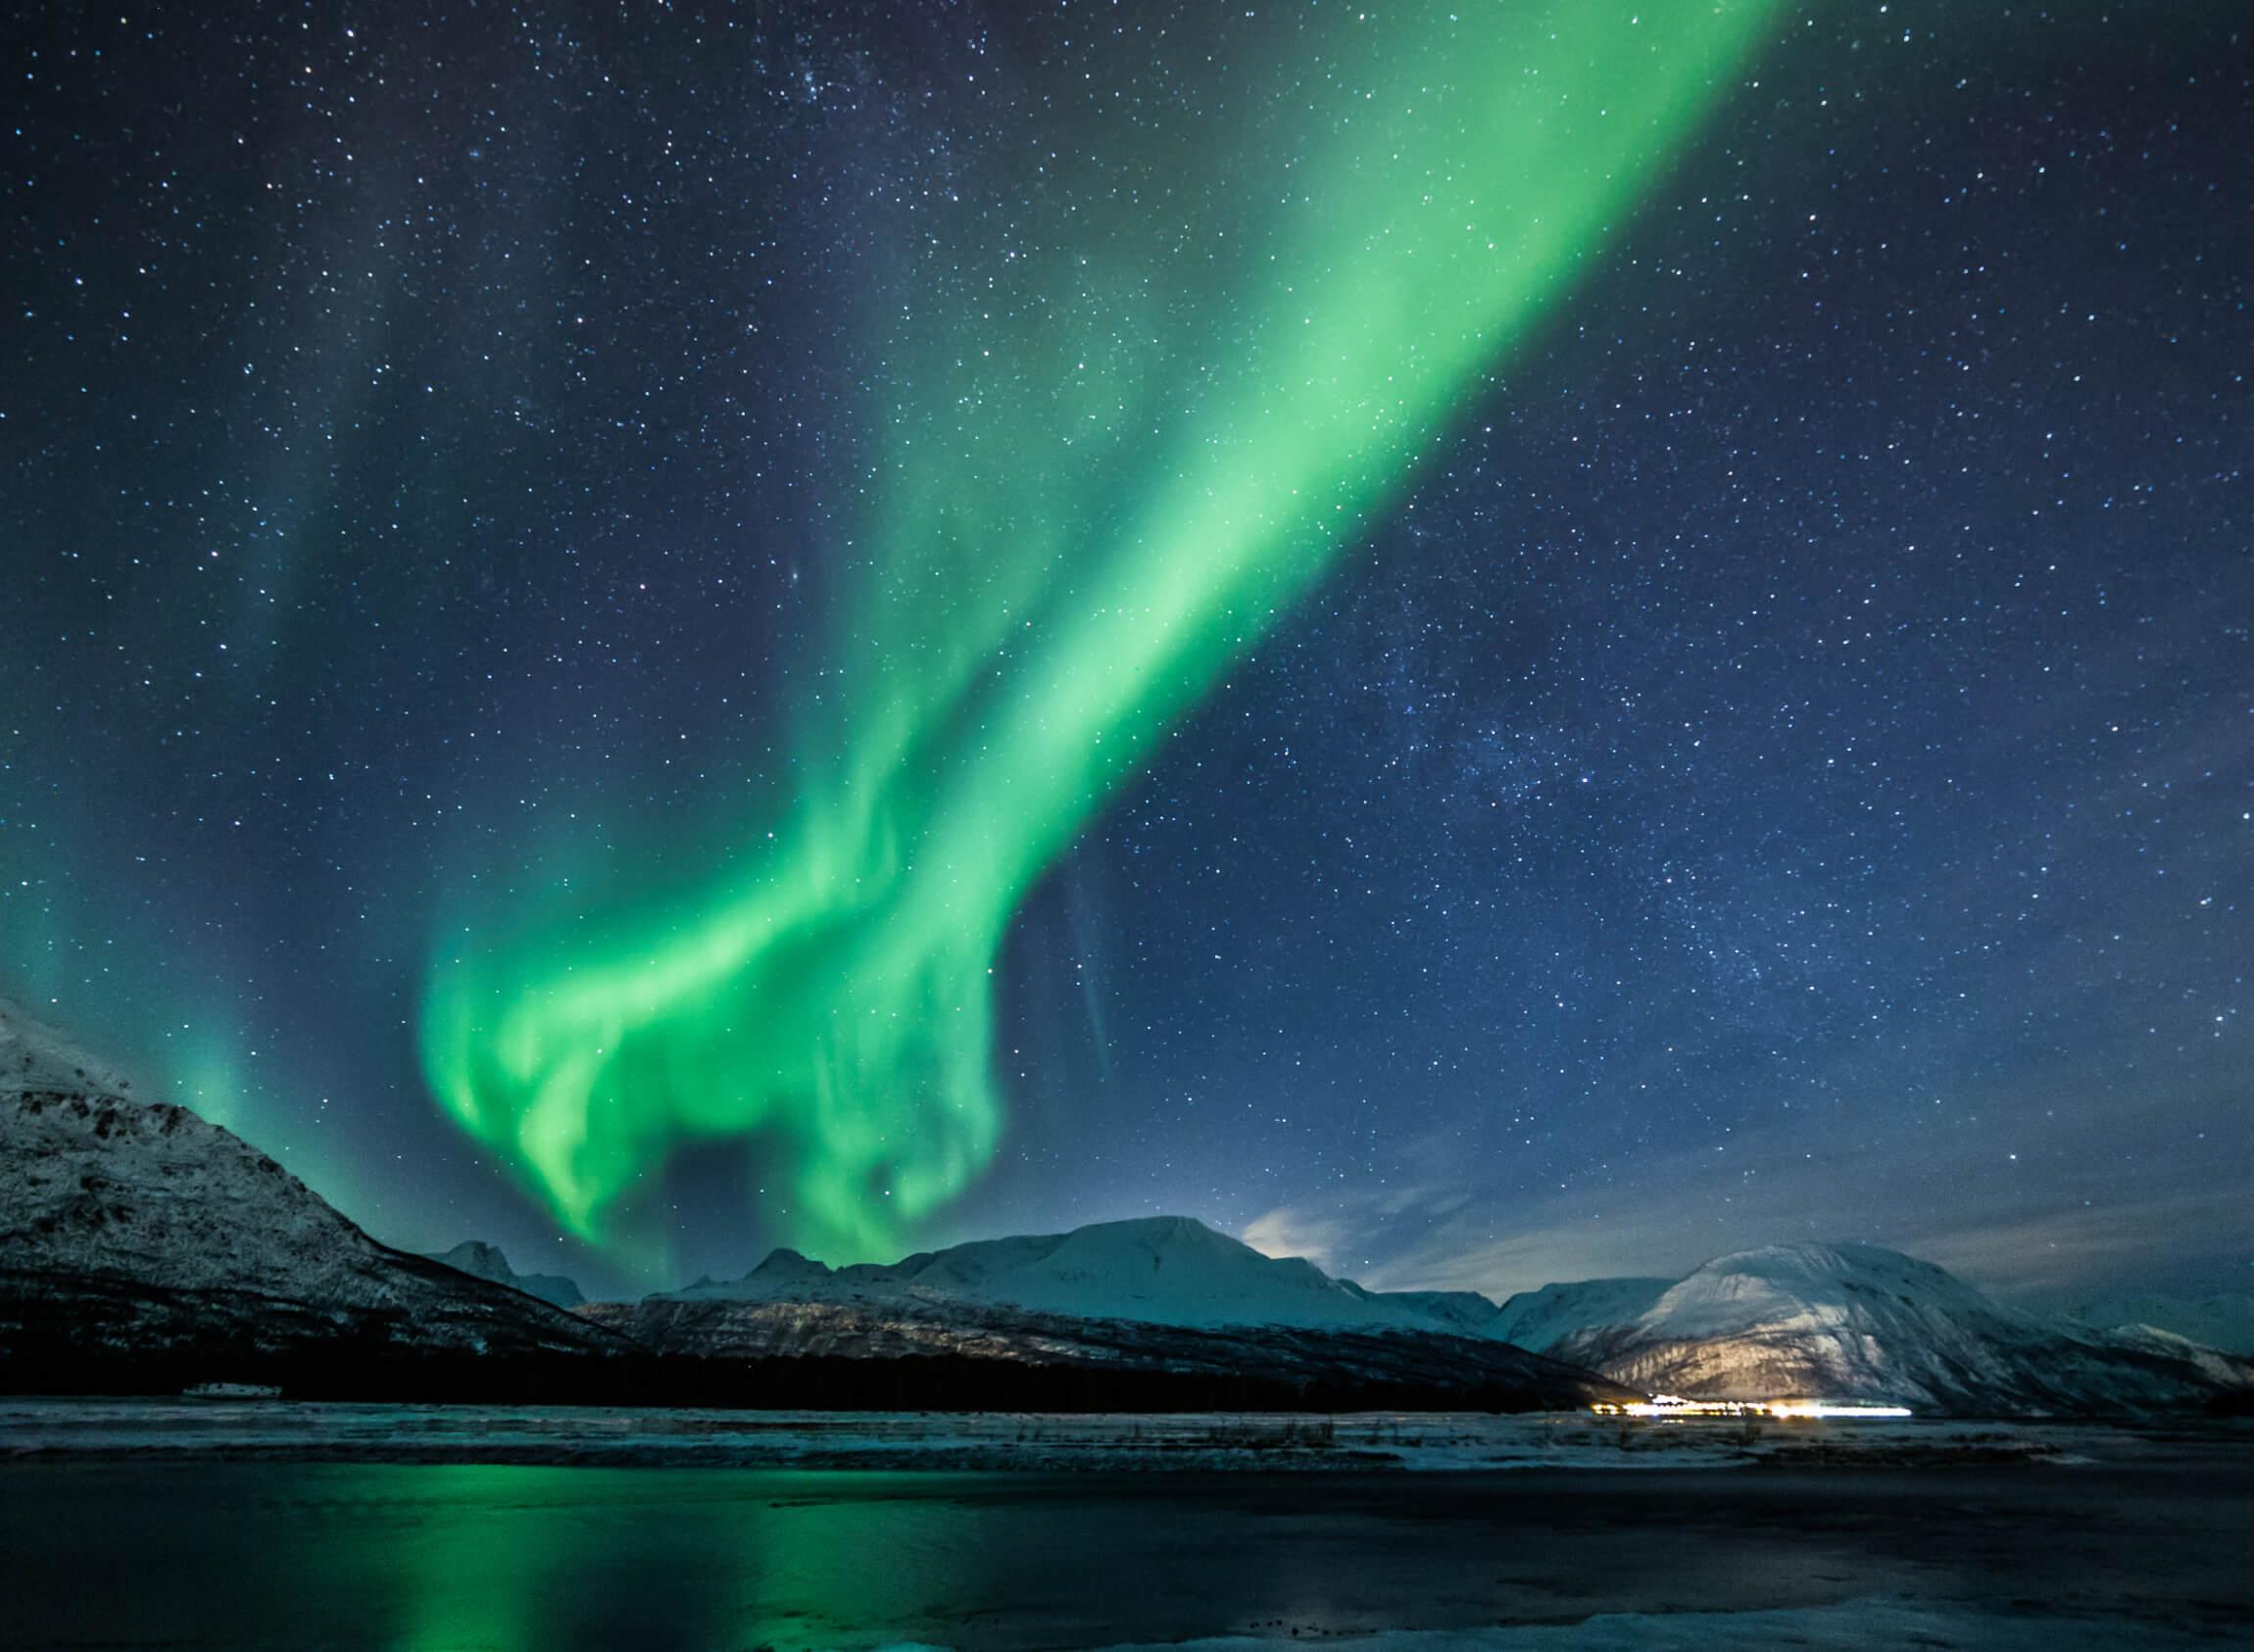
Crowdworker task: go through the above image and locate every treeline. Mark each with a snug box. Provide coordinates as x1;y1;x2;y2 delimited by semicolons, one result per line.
0;1339;1575;1414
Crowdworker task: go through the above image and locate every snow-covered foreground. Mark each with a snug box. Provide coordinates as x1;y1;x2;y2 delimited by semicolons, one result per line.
0;1396;2220;1471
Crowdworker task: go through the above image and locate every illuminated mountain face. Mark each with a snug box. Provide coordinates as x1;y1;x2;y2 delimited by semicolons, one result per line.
1525;1243;2252;1415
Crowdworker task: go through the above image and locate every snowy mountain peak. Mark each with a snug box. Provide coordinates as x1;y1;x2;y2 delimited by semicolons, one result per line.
1686;1240;1983;1295
747;1247;836;1285
423;1239;587;1310
1642;1240;2020;1340
435;1240;511;1275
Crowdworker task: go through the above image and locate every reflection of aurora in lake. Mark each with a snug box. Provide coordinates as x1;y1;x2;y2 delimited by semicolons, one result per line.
418;0;1779;1267
2;1452;2248;1649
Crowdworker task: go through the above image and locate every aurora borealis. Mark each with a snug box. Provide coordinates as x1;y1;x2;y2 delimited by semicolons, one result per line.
6;1;2251;1298
419;2;1776;1261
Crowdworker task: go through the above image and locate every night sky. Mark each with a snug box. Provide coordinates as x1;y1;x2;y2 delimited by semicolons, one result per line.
4;1;2247;1303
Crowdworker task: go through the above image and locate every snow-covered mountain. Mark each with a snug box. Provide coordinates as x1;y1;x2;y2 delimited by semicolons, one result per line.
619;1216;1669;1406
651;1221;2248;1414
423;1240;585;1309
0;999;623;1387
668;1213;1507;1337
1522;1241;2250;1415
1491;1277;1675;1350
1365;1288;1513;1336
2067;1290;2254;1357
12;996;2236;1417
590;1291;1640;1412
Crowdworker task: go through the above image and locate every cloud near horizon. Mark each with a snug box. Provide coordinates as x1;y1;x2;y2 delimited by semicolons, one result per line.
1241;1106;2254;1307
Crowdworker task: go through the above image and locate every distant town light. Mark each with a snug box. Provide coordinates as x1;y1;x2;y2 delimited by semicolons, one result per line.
1590;1394;1914;1420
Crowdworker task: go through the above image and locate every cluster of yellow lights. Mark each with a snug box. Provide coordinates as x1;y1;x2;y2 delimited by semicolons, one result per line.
1591;1395;1915;1420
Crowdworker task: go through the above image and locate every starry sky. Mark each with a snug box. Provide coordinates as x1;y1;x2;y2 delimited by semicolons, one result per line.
4;1;2248;1302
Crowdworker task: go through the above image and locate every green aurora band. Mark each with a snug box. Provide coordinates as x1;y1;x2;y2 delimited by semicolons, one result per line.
420;1;1778;1265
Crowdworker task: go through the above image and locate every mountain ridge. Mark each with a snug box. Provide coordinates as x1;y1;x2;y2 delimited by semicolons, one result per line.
661;1213;1516;1339
1512;1240;2252;1414
2066;1289;2254;1357
8;997;2245;1417
0;998;628;1391
0;1002;1637;1411
647;1222;2254;1414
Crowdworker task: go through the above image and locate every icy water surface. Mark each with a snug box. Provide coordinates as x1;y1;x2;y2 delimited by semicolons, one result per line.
0;1413;2249;1649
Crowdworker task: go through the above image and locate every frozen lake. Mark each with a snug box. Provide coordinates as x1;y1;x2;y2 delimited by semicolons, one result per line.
1;1406;2249;1648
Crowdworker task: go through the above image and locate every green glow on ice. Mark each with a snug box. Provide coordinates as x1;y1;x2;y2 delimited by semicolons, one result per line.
421;1;1775;1262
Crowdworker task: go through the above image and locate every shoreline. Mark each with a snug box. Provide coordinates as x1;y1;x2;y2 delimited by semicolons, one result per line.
6;1397;2241;1473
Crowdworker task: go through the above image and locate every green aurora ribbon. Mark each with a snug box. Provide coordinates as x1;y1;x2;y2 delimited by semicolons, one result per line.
420;1;1778;1264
